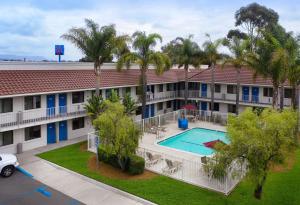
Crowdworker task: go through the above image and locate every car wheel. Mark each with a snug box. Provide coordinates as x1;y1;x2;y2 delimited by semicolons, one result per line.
1;166;15;177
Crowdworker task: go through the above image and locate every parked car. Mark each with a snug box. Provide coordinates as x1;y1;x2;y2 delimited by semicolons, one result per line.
0;154;19;177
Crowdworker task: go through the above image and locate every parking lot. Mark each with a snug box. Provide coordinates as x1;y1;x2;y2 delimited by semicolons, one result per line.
0;169;84;205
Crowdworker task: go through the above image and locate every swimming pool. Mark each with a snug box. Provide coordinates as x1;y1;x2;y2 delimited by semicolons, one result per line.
158;128;229;156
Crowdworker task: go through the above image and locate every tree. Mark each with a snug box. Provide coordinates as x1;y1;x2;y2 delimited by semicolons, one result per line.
84;95;105;128
206;108;297;199
202;34;223;115
117;31;171;119
122;93;138;115
163;35;203;105
223;37;249;114
227;29;248;40
108;89;120;103
62;19;129;96
93;101;141;170
235;3;279;51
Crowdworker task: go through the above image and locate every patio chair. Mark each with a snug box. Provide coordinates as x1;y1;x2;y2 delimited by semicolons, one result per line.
162;159;182;174
145;152;161;167
149;126;159;134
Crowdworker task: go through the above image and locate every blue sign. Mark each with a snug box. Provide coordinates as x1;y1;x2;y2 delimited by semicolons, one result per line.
55;45;64;55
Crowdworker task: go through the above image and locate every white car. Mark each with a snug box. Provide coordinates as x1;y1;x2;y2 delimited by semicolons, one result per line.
0;154;19;177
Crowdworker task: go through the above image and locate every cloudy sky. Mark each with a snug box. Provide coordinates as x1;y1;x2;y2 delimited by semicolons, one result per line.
0;0;299;60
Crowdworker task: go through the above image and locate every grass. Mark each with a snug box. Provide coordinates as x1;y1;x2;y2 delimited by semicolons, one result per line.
38;142;300;205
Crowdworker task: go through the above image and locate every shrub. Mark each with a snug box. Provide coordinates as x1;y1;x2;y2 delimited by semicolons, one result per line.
128;155;145;175
97;146;120;168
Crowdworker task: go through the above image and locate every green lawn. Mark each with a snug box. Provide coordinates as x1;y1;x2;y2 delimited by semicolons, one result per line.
38;142;300;205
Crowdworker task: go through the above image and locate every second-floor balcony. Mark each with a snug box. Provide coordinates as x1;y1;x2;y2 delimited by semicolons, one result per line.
0;104;86;132
146;91;176;102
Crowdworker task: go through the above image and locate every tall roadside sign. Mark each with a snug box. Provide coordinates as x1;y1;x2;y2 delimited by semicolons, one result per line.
55;45;64;62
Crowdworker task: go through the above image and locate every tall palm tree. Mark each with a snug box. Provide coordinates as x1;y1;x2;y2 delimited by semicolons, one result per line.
223;37;249;115
117;31;171;119
163;35;203;105
62;19;129;96
202;34;223;115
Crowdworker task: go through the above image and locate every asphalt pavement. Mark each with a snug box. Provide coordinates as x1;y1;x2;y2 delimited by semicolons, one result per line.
0;170;84;205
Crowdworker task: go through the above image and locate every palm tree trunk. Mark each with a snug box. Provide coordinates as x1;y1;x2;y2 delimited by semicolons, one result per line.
141;68;147;119
279;83;284;111
291;85;297;110
236;69;241;115
184;64;189;105
272;83;279;109
94;62;101;96
211;64;215;115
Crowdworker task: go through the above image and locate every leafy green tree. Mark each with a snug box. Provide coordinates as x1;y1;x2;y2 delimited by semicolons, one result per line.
84;95;105;128
202;34;223;115
235;3;279;51
122;93;137;115
163;35;203;105
117;31;171;119
93;101;141;171
62;19;129;96
223;37;249;114
206;108;297;199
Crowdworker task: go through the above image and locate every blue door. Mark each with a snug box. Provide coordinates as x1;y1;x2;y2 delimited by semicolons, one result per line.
47;95;56;117
242;86;250;102
201;84;207;97
150;104;155;117
47;123;56;144
59;93;67;114
145;105;150;118
252;87;259;103
201;102;207;110
59;121;68;141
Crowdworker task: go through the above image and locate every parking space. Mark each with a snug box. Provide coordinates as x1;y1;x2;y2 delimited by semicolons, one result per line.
0;170;84;205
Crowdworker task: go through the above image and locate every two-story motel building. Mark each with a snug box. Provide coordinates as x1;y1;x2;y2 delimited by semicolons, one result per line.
0;62;297;154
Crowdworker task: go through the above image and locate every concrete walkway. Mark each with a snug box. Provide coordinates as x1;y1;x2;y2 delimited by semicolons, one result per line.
17;136;155;205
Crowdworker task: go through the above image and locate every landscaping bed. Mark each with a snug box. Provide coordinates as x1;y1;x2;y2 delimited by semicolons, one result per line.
38;142;300;205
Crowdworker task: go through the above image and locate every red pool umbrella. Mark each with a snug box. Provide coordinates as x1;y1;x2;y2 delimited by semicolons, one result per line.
203;140;223;149
181;104;197;110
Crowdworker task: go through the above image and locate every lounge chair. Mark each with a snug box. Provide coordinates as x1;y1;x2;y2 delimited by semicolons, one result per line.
162;159;182;174
145;152;161;167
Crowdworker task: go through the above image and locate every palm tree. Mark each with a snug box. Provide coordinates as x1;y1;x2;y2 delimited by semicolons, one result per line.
222;37;249;115
202;34;223;115
62;19;129;96
117;31;171;119
84;95;105;127
163;35;203;105
122;93;138;115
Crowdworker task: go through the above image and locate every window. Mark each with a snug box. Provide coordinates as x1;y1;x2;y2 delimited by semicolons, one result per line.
228;104;236;113
0;131;13;147
209;103;219;111
227;85;237;94
72;117;85;130
136;106;142;115
25;126;41;141
159;84;164;92
284;89;292;98
263;88;273;97
167;84;173;91
0;98;13;113
158;102;163;111
136;87;141;95
215;84;221;93
125;87;131;94
72;92;84;103
92;90;102;96
166;101;172;108
24;96;41;110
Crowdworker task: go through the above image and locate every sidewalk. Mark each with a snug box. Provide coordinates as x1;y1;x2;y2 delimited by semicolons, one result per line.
17;136;155;205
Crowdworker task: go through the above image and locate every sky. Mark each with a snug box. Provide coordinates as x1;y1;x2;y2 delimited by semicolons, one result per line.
0;0;299;61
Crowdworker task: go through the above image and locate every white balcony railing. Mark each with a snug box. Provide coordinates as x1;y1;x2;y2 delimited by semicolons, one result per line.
147;91;176;102
0;104;86;131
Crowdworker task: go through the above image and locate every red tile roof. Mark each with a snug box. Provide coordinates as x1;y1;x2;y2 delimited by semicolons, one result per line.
0;65;276;97
0;69;183;97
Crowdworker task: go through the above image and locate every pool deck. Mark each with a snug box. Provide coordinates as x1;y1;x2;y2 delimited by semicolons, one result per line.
138;121;244;195
140;121;226;161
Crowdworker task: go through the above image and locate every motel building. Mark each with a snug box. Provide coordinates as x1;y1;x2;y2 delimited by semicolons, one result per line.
0;62;297;154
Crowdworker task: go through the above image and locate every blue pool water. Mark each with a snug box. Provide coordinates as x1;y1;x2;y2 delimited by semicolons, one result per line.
158;128;229;156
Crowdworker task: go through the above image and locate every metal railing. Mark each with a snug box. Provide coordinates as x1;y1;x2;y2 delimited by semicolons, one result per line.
146;91;176;102
0;103;86;131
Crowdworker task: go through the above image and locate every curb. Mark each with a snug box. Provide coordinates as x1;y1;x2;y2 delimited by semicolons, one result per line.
41;159;157;205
